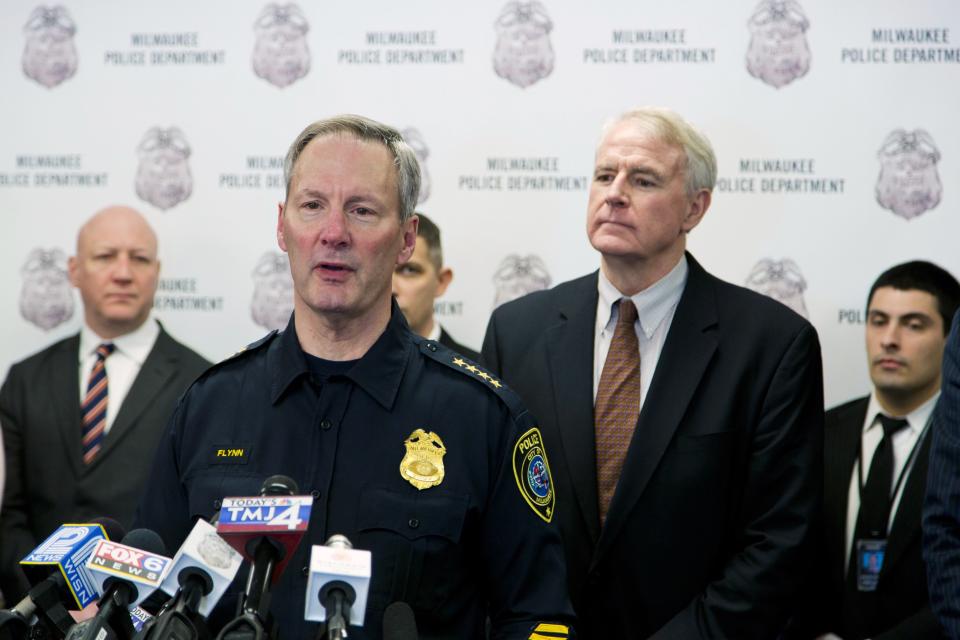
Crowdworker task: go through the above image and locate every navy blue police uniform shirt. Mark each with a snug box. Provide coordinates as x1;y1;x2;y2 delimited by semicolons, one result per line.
135;305;575;640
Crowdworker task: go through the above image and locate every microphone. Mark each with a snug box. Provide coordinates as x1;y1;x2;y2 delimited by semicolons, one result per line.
0;519;125;639
140;519;243;640
382;602;418;640
215;475;313;640
305;535;371;640
66;530;172;640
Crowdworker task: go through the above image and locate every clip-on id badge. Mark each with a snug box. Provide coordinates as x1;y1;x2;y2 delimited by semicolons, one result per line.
856;538;886;591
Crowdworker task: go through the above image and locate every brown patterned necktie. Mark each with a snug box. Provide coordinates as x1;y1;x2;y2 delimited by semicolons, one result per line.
595;298;640;524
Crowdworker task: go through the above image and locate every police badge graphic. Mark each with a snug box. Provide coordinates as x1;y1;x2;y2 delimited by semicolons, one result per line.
512;427;554;522
22;5;79;89
745;0;811;89
250;251;294;331
492;254;551;309
252;3;311;88
400;429;446;490
401;128;431;203
135;127;193;211
876;129;942;220
745;258;809;318
20;248;74;331
493;1;555;89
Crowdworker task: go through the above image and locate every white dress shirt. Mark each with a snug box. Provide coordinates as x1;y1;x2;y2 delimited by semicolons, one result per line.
593;255;688;411
78;319;160;435
843;391;938;568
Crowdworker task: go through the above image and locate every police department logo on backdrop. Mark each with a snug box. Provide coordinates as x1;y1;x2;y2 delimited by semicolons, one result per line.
876;129;942;220
745;0;811;89
20;248;74;330
493;1;555;89
22;5;78;89
745;258;809;318
492;254;551;309
135;127;193;211
251;252;294;331
401;128;431;203
252;3;310;88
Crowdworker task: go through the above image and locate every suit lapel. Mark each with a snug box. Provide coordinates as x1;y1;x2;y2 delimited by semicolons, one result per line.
90;328;178;468
883;427;932;576
547;274;602;543
824;399;867;591
52;334;83;478
594;256;718;561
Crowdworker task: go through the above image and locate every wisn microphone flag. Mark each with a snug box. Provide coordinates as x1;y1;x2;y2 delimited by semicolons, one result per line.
20;523;108;608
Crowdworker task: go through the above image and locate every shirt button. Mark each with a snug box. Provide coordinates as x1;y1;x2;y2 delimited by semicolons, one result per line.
213;499;221;509
320;419;332;430
311;490;320;499
427;343;438;352
408;518;420;529
301;565;309;576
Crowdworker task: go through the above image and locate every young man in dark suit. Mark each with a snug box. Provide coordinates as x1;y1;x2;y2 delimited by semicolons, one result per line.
0;206;210;601
482;107;825;639
791;261;959;640
392;211;479;360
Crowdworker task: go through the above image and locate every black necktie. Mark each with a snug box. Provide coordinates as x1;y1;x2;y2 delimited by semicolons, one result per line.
842;413;910;637
854;414;910;540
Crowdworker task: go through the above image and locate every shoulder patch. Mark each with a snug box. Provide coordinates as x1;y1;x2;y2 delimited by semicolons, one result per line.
512;427;555;523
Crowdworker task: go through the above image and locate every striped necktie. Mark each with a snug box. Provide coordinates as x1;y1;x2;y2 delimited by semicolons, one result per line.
595;298;640;524
81;343;116;464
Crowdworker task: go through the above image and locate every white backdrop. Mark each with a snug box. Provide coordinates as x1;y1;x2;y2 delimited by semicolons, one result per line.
1;0;957;408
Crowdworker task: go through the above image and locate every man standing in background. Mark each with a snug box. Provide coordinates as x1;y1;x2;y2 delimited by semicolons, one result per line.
0;205;210;602
393;212;479;360
791;261;958;639
483;107;824;638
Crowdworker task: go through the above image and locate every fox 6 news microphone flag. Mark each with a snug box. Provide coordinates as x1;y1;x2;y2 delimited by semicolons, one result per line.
85;537;173;607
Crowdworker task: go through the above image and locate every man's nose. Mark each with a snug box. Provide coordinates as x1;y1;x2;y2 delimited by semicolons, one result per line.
320;209;350;247
604;174;628;208
113;254;133;280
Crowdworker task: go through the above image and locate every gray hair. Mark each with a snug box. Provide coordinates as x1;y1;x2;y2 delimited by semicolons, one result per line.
283;114;421;222
602;107;717;197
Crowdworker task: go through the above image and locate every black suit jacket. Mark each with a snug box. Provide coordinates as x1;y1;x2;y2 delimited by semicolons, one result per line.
790;397;941;639
0;323;209;599
438;327;480;362
482;254;824;639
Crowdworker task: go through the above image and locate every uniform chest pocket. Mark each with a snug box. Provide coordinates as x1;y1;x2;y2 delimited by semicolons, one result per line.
355;486;473;611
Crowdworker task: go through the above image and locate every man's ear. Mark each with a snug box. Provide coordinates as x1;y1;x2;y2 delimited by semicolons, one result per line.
398;215;419;264
67;255;79;287
277;202;287;251
436;267;453;297
682;189;711;233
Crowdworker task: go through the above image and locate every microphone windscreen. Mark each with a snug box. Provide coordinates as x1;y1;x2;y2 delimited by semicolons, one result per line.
382;602;418;640
121;529;168;556
91;517;126;542
261;474;298;495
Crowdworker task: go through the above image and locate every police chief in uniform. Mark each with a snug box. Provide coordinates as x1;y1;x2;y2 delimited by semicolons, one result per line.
136;115;575;639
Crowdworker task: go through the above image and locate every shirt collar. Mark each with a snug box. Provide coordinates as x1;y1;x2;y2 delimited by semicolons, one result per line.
426;318;442;342
864;390;939;435
596;254;688;339
269;303;411;410
79;318;159;365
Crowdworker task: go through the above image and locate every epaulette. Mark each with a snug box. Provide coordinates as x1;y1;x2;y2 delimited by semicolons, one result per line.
417;338;529;421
